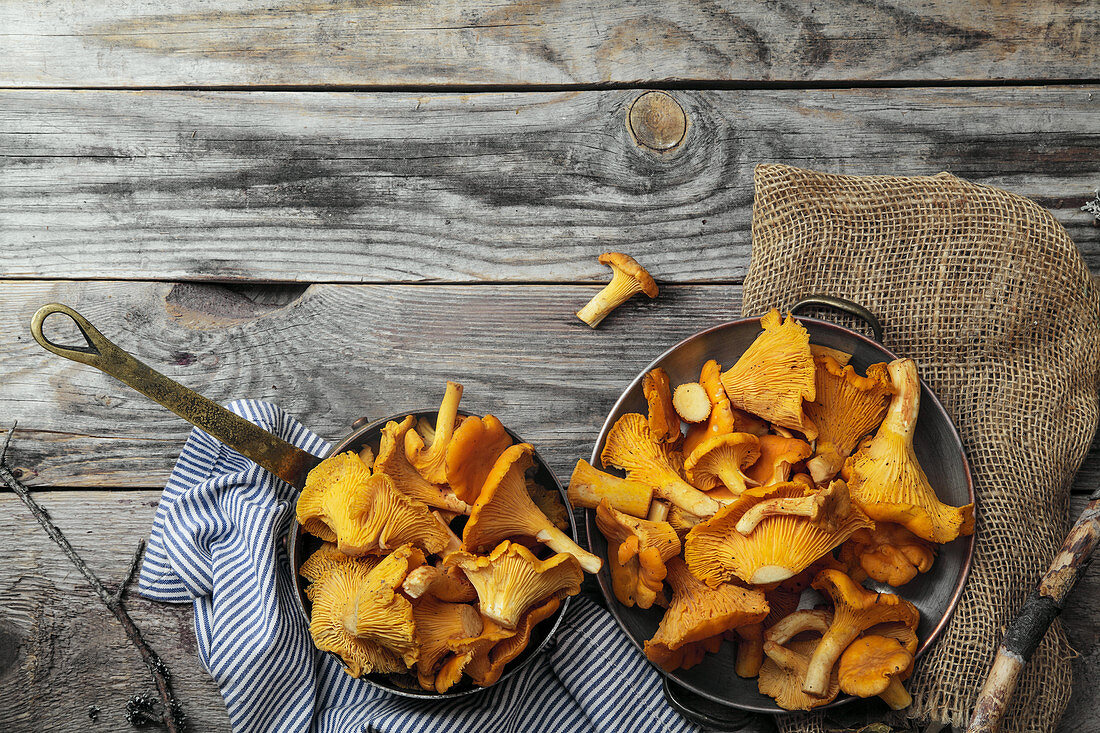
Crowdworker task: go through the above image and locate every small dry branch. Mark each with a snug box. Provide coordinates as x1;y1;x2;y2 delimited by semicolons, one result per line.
0;423;184;732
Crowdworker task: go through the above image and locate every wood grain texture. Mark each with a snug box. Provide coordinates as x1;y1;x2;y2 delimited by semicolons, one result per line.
1;0;1097;87
1;87;1097;285
1;488;1097;733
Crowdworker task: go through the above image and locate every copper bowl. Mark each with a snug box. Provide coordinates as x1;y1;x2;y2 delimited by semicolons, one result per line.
584;297;975;725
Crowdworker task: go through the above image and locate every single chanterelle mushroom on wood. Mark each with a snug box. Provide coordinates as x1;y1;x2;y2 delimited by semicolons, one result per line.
838;635;914;710
721;309;818;440
463;443;602;573
576;252;659;328
684;482;872;586
405;381;464;484
843;358;975;544
446;541;583;629
375;415;471;514
804;355;894;484
803;568;919;696
601;413;720;517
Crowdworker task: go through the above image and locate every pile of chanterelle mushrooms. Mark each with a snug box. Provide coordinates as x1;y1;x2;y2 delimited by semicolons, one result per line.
568;309;975;710
296;382;600;692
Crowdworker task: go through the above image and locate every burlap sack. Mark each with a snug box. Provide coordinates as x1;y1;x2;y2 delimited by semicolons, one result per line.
742;164;1100;732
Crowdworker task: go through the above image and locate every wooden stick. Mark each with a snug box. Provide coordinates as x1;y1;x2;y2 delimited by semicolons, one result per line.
0;423;185;733
968;487;1100;733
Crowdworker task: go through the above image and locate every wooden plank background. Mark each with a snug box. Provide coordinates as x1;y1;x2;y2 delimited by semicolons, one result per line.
2;87;1097;284
1;1;1097;87
2;0;1099;730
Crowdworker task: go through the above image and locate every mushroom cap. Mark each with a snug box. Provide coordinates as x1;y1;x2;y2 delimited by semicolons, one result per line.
339;472;450;556
376;415;470;513
644;557;768;663
296;451;373;543
843;358;975;543
466;596;561;687
446;541;582;629
839;523;937;587
721;309;818;440
804;356;894;484
685;433;761;495
308;561;407;677
350;545;426;668
601;413;719;517
802;568;920;696
759;639;839;710
300;542;382;601
837;635;914;700
595;499;680;609
405;381;464;484
412;596;484;686
744;434;813;487
599;251;659;298
684;483;873;586
435;616;515;692
647;633;725;672
444;413;513;504
643;367;682;444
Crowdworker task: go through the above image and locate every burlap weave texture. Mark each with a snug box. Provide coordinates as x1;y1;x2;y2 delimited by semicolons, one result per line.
742;164;1100;732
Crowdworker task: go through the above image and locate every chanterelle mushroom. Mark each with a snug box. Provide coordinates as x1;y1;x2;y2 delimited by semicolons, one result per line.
412;596;484;691
843;358;975;544
567;459;654;518
576;252;659;328
643;367;682;444
595;498;680;609
375;415;470;513
759;639;839;710
839;523;936;587
804;356;894;484
446;541;583;629
744;435;813;487
643;557;768;667
803;568;919;696
296;451;372;544
463;443;602;573
300;542;381;601
444;413;513;504
838;635;914;710
405;381;464;485
684;482;872;586
601;413;720;517
735;479;852;535
721;309;818;440
338;473;450;556
685;433;761;497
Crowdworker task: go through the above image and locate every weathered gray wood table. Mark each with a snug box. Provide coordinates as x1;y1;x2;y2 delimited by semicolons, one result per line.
1;3;1098;731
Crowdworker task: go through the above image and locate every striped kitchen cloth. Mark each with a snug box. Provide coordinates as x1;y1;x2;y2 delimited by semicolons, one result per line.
138;400;701;733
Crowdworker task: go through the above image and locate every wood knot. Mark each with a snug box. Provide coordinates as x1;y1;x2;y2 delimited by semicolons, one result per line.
628;92;687;152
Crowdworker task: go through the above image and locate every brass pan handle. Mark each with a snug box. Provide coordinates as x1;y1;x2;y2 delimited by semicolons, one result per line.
791;295;884;343
31;303;321;489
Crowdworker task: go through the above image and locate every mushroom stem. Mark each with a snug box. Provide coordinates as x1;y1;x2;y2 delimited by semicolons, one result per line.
660;477;720;517
647;500;670;523
576;271;646;327
536;526;603;573
737;496;819;535
879;676;912;710
735;623;764;678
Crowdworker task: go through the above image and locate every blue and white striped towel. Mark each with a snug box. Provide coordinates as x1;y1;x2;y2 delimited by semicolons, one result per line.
139;400;701;733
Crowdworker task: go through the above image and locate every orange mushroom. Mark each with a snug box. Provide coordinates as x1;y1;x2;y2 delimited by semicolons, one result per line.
804;356;894;484
720;309;818;440
601;413;719;517
759;638;839;710
567;459;654;518
435;617;515;693
648;634;725;672
764;609;833;646
412;596;484;690
405;381;464;484
375;415;470;513
803;569;920;696
837;635;914;710
684;482;873;586
446;541;583;629
684;433;761;497
463;444;602;573
444;413;513;504
838;523;936;587
642;367;682;444
336;473;450;556
744;435;813;487
733;623;764;678
595;499;680;609
462;597;561;687
643;557;768;666
735;479;852;535
296;451;373;544
843;358;975;544
575;252;659;328
300;542;381;601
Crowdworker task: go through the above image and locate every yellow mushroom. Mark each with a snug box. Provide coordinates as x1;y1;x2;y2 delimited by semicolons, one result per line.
412;596;483;691
576;252;659;328
684;433;761;497
744;434;813;487
405;381;464;484
595;499;680;609
567;459;654;518
444;413;513;505
642;367;682;444
375;415;470;514
295;451;373;544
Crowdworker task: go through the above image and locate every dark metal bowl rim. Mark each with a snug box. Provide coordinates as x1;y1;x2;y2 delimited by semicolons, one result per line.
585;314;976;715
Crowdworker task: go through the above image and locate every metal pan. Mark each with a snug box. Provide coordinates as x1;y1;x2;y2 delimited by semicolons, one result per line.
29;302;573;698
584;296;976;726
